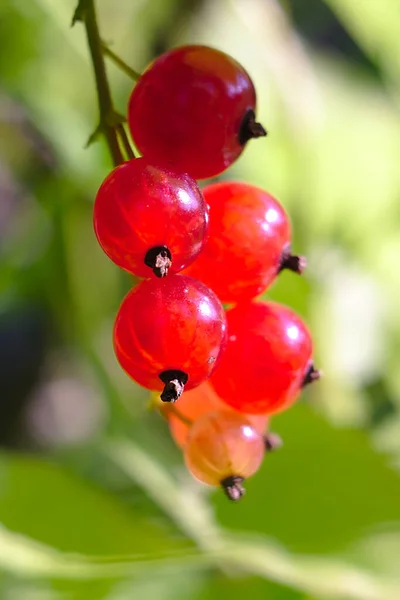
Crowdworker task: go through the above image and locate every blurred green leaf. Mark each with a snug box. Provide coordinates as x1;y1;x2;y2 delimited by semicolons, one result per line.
215;532;400;600
104;438;222;554
0;453;192;556
100;570;206;600
194;572;301;600
105;435;400;599
213;403;400;554
0;520;209;580
324;0;400;94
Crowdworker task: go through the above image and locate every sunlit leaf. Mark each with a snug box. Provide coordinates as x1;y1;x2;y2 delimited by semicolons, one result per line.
0;453;192;556
213;404;400;553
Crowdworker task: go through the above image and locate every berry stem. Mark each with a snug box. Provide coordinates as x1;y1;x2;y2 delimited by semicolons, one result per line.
72;0;127;166
159;370;188;403
116;123;136;159
102;41;142;81
165;404;193;427
221;475;245;501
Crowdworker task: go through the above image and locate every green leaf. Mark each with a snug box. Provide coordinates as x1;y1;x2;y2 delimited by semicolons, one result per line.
0;520;209;581
212;404;400;554
212;533;400;600
0;452;192;556
104;437;223;553
194;572;301;600
102;436;400;599
323;0;400;93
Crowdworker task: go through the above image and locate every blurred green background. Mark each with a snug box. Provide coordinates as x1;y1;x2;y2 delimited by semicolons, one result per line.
1;0;400;598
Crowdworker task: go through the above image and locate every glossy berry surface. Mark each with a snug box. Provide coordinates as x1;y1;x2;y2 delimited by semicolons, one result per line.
93;158;208;278
128;45;266;180
113;275;227;400
167;380;268;448
211;301;316;414
184;182;305;303
184;409;265;500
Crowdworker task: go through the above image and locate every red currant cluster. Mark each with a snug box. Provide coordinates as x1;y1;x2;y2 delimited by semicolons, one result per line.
93;45;320;501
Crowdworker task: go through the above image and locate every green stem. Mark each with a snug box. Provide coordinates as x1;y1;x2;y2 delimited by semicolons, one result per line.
102;42;141;81
116;124;135;160
82;0;123;166
166;404;193;427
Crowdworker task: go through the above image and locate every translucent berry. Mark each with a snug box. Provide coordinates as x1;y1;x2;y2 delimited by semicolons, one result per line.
128;45;266;180
93;158;208;278
113;275;227;401
184;409;265;500
184;182;305;302
166;380;268;448
211;301;320;414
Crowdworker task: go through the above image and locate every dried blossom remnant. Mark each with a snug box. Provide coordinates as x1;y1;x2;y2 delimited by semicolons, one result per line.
159;370;188;402
221;475;246;501
263;432;283;452
144;245;172;278
239;109;267;145
278;244;307;275
302;363;321;387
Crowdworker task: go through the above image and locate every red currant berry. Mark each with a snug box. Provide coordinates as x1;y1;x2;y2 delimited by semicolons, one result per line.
128;45;266;180
184;409;265;500
166;380;268;449
184;182;305;303
211;301;320;414
113;275;227;401
93;158;208;278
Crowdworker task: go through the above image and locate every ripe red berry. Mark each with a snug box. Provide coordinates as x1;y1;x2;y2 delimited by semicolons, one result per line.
211;301;320;414
113;275;227;401
184;409;265;500
128;45;266;180
93;158;208;278
184;182;305;303
166;380;268;449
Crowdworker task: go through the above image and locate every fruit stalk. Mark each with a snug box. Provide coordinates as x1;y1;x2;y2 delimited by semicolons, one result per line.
102;41;141;81
76;0;123;165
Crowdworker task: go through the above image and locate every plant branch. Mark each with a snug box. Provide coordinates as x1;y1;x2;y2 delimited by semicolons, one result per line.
116;124;135;160
75;0;124;166
166;404;193;427
102;42;141;81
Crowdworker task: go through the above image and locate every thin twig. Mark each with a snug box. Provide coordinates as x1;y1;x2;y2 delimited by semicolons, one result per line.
81;0;123;165
116;124;135;160
102;41;142;81
165;404;193;427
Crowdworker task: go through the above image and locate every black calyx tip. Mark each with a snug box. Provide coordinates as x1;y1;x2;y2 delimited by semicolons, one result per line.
144;246;172;278
263;432;283;452
302;363;322;388
221;475;245;501
278;245;307;275
159;370;188;403
238;109;267;145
